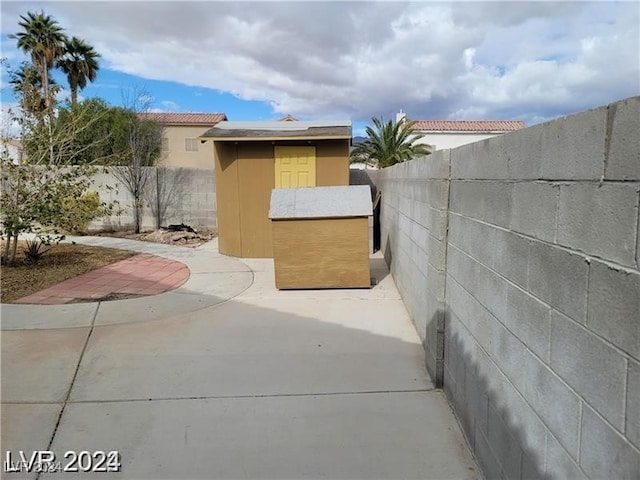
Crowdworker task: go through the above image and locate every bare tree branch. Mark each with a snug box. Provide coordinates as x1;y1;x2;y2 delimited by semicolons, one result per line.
111;87;164;233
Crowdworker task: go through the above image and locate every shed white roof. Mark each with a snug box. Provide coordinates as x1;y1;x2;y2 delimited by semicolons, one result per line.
269;186;372;219
202;120;352;140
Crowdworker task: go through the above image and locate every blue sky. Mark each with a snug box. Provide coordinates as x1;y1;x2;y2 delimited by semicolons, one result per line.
60;69;277;120
2;1;639;137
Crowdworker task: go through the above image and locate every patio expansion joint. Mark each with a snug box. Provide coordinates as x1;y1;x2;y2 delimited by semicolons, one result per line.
63;388;436;405
36;303;101;480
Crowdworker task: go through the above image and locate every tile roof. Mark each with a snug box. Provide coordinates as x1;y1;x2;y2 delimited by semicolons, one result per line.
138;112;227;126
412;120;526;132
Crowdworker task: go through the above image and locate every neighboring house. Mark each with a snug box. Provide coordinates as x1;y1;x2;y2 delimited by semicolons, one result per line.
138;113;227;168
0;138;24;164
397;111;526;151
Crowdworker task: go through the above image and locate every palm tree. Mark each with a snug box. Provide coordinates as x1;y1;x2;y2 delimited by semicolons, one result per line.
351;117;431;168
10;11;67;110
57;36;101;107
9;63;47;115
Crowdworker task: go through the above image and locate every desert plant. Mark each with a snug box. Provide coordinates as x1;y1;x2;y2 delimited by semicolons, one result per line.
22;232;64;264
57;190;113;234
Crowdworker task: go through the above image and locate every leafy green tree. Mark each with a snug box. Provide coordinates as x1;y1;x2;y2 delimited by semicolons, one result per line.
0;159;94;263
57;36;100;107
350;117;431;168
10;11;67;110
1;64;117;264
54;99;138;165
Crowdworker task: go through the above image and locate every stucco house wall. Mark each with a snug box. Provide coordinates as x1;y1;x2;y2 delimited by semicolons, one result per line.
138;113;227;169
159;125;216;169
412;132;501;151
396;111;526;151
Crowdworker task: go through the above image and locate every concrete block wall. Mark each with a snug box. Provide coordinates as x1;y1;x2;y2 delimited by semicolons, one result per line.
373;150;451;385
88;167;217;231
372;96;640;479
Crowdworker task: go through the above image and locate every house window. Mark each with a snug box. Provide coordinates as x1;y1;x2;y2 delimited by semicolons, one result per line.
185;138;198;152
162;137;169;152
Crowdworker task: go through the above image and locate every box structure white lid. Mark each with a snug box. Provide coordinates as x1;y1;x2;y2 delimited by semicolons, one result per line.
269;185;373;220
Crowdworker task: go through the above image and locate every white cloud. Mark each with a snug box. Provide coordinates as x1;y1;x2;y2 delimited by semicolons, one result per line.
1;1;638;125
0;102;22;138
149;100;180;113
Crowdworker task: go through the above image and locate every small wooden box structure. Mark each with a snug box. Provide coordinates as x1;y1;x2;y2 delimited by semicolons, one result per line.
269;185;373;289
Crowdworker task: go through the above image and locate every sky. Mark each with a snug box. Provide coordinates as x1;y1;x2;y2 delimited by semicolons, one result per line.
1;1;639;136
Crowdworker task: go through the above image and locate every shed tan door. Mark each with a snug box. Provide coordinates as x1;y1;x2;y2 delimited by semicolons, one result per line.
274;146;316;188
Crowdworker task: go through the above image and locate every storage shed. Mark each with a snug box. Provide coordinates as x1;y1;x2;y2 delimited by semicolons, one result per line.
201;121;352;258
269;186;372;289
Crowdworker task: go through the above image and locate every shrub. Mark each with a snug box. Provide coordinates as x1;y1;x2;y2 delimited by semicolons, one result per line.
57;191;109;234
23;233;64;264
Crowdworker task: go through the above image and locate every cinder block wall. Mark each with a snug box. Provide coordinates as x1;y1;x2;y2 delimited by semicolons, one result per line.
89;167;217;231
373;96;640;479
374;151;452;385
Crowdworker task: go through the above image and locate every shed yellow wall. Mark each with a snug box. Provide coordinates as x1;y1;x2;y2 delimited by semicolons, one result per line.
214;142;241;257
159;125;216;168
316;140;350;186
236;143;275;258
213;139;351;258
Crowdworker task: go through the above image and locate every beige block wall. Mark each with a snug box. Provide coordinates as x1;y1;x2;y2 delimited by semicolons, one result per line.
158;126;216;168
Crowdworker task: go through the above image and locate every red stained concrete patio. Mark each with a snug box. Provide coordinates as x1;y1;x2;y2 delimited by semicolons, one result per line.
14;253;190;305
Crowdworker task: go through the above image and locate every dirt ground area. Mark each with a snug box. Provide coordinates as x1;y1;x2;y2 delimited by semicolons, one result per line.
1;241;136;303
95;227;217;248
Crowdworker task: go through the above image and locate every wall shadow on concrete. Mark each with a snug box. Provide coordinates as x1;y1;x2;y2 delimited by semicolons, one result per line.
3;297;481;479
369;257;390;284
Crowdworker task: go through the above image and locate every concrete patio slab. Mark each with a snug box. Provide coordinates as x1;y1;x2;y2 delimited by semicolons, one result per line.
1;235;480;479
46;392;479;479
175;271;254;297
1;403;63;480
0;303;98;330
69;299;431;402
92;291;225;326
1;327;89;403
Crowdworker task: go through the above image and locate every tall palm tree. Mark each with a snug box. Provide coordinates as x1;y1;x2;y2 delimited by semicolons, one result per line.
10;11;67;110
57;36;101;107
351;117;431;168
9;63;51;115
